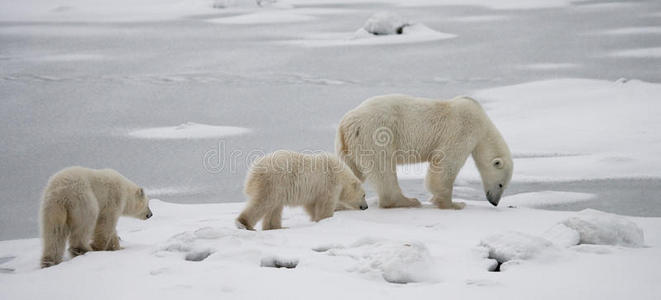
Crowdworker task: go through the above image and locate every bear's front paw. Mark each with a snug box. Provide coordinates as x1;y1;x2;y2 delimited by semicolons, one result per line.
432;197;466;210
451;201;466;210
107;235;121;251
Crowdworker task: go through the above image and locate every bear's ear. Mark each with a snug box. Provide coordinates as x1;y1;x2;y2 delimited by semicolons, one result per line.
137;188;144;197
492;158;504;169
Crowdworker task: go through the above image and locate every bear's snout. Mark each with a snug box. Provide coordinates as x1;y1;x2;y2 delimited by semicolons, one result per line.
360;204;368;210
145;211;153;219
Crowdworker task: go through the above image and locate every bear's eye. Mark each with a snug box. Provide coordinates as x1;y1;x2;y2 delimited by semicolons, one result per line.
362;193;366;199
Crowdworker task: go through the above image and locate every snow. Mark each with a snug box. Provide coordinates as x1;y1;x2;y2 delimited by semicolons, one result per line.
362;12;408;36
1;200;659;299
478;231;559;268
323;239;439;284
561;209;645;247
472;78;661;182
128;122;251;139
286;23;456;47
499;191;595;208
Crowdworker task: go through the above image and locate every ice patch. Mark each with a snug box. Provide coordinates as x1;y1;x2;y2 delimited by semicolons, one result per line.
285;23;455;47
209;10;315;24
449;15;508;22
325;239;439;284
518;63;578;70
128;122;250;139
500;191;595;208
599;26;661;35
609;47;661;58
560;209;645;247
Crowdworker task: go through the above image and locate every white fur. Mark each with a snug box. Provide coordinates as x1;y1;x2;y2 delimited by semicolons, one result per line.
39;166;152;268
236;151;367;231
336;94;513;209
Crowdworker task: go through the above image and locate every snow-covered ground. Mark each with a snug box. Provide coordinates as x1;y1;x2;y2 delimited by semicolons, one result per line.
1;199;659;299
1;0;661;298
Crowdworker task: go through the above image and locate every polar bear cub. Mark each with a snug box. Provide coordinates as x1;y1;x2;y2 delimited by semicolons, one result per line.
236;150;368;231
40;166;152;268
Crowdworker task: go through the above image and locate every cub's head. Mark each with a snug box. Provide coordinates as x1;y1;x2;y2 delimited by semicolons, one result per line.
336;179;368;211
126;187;153;220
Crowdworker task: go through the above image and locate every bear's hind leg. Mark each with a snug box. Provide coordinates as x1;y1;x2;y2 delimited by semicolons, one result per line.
91;212;121;251
369;161;420;208
40;202;69;268
236;195;271;231
262;205;283;230
67;195;98;257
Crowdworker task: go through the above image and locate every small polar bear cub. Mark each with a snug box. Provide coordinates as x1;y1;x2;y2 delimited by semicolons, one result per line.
40;166;153;268
236;150;368;231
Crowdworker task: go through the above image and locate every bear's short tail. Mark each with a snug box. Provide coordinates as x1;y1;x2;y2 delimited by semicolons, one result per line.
40;202;69;268
335;123;365;182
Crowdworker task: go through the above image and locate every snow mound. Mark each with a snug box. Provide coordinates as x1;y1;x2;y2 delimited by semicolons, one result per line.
479;231;558;265
326;239;439;284
542;223;581;248
500;191;595;208
560;209;645;247
260;255;299;268
363;12;408;35
158;226;258;260
128;122;250;139
285;23;455;47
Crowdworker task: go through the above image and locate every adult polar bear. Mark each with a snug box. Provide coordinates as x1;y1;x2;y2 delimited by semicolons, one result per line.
336;94;513;209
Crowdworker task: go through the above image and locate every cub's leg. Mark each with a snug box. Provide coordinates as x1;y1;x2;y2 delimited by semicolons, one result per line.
236;195;271;231
262;205;283;230
307;194;336;222
369;158;420;208
91;211;121;251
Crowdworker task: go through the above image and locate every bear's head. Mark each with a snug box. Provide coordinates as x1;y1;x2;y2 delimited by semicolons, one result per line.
125;187;153;220
475;155;513;207
336;179;368;211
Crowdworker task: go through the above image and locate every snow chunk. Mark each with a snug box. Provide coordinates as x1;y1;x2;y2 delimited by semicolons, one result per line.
128;122;250;139
542;223;580;248
500;191;595;208
363;12;408;35
326;239;439;284
560;209;645;247
260;256;299;268
479;231;558;264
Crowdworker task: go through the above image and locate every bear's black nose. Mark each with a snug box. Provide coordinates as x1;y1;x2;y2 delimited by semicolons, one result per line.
360;205;368;210
146;212;153;219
